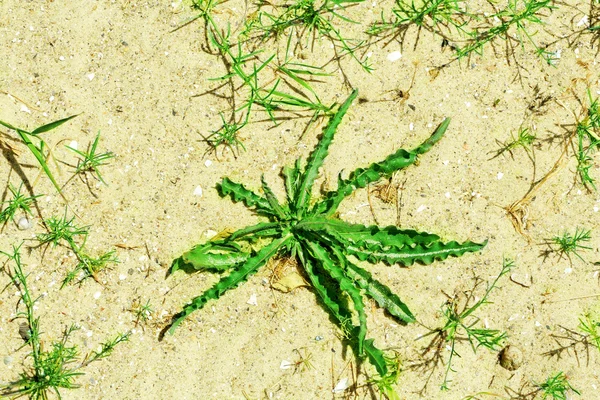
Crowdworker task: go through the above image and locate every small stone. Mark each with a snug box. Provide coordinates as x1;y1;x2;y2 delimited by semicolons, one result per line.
499;345;523;371
193;185;203;197
17;217;33;230
387;51;402;62
246;293;257;306
3;356;13;366
280;360;293;370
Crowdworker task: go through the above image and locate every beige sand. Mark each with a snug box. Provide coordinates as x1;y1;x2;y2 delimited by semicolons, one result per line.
1;1;599;399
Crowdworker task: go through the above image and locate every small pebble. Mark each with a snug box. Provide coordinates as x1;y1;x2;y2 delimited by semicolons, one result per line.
17;216;33;230
280;360;293;370
246;293;257;306
193;185;203;197
315;336;323;341
3;356;13;366
333;378;349;393
499;345;523;371
387;51;402;62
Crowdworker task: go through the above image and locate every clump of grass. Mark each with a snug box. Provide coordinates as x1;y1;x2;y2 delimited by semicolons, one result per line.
415;259;512;391
0;115;78;197
0;183;41;228
573;89;600;190
367;0;471;48
542;228;592;264
36;209;118;287
0;244;130;400
456;0;556;64
536;371;580;399
241;0;372;71
65;131;115;186
578;311;600;352
491;126;537;160
130;298;155;329
177;0;365;156
466;371;580;399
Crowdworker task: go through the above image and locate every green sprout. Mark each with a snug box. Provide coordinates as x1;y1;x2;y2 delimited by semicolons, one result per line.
0;183;41;227
66;132;115;186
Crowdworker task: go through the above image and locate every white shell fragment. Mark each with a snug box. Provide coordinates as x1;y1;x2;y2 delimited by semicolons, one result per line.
86;73;95;81
280;360;293;370
17;217;33;230
333;378;349;393
387;51;402;62
193;185;203;197
246;293;257;306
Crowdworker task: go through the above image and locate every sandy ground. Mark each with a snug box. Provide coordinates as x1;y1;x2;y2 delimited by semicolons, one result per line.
1;0;599;399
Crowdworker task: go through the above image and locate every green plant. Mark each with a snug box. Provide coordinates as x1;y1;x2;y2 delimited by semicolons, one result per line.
367;0;470;47
37;211;89;249
417;259;512;391
536;372;580;399
242;0;372;72
65;131;115;186
578;311;600;352
36;210;117;287
573;89;600;190
0;183;41;227
165;90;486;383
543;228;592;264
0;244;130;400
130;298;154;329
456;0;555;64
0;115;78;196
491;127;537;160
188;7;335;155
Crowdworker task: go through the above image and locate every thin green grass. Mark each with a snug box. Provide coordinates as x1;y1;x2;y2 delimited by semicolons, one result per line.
573;89;600;190
65;132;115;186
417;259;512;391
0;115;79;197
0;183;41;229
36;209;118;287
542;227;592;264
0;244;130;400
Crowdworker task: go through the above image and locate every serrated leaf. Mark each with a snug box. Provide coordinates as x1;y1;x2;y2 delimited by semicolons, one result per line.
297;217;440;250
261;175;288;219
304;239;367;355
217;177;274;216
346;239;487;267
343;259;415;323
364;338;387;377
181;242;249;272
313;118;450;216
168;233;291;333
295;90;358;217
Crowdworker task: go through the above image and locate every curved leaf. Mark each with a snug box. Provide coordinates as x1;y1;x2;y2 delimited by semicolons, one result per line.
343;259;415;323
180;242;249;272
295;90;358;217
303;239;368;356
314;118;450;216
297;217;440;250
168;233;292;334
217;177;275;217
